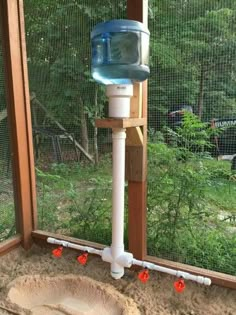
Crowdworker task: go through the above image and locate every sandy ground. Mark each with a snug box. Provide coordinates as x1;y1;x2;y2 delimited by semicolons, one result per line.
0;245;235;315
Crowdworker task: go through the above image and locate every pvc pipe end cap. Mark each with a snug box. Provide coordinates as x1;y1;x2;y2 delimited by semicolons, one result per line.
205;278;211;286
47;237;55;244
111;270;124;280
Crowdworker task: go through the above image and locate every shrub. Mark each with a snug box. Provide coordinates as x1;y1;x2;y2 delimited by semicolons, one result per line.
147;139;236;275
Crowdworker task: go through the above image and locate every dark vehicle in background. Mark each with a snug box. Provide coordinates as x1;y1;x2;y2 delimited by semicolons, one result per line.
211;119;236;155
168;104;193;127
167;105;236;170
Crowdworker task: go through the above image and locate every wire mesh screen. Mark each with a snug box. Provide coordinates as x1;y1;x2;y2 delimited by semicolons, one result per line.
0;31;16;242
24;0;236;276
147;1;236;275
24;0;126;245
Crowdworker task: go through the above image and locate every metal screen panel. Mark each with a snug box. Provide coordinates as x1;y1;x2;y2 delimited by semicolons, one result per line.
0;30;16;242
147;0;236;275
24;0;126;245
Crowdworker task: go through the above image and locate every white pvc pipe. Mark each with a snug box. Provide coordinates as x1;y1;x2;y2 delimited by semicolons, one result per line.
47;237;211;286
47;237;103;256
132;258;211;286
110;128;126;279
106;84;133;279
106;84;133;118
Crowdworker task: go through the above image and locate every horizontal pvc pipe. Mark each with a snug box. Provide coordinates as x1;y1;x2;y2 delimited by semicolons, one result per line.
47;237;103;256
132;258;211;286
47;237;211;286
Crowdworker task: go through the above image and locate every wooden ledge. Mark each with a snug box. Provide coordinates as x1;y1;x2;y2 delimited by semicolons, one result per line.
32;230;105;250
95;118;146;129
0;235;22;256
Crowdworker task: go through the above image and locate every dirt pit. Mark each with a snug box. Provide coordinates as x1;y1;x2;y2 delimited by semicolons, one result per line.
6;275;140;315
0;245;235;315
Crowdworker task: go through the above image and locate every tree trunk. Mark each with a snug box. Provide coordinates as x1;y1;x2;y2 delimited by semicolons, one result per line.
197;64;205;120
79;98;89;155
94;86;99;165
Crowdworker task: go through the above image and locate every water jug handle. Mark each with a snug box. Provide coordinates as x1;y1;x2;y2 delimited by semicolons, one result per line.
102;33;111;64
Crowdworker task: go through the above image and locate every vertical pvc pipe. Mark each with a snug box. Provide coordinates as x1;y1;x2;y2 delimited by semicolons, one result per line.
106;85;133;279
110;128;126;279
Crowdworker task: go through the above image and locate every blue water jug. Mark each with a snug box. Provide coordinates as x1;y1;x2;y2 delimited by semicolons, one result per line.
91;19;150;85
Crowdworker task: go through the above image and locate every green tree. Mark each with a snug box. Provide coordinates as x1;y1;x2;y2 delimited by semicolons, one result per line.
148;0;236;129
24;0;126;154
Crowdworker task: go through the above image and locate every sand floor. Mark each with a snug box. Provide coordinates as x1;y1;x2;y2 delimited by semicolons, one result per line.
0;245;235;315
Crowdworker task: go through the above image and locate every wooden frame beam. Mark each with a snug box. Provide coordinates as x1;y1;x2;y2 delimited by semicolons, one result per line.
95;118;145;129
127;0;148;26
0;0;37;249
0;235;21;257
32;230;105;251
127;0;148;260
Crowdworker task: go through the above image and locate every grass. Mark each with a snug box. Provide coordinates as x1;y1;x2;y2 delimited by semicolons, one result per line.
146;145;236;275
36;155;114;245
0;191;15;242
0;152;235;275
207;180;236;215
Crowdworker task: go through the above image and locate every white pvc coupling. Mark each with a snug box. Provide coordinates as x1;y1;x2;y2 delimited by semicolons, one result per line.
102;247;133;268
102;247;133;279
106;84;133;118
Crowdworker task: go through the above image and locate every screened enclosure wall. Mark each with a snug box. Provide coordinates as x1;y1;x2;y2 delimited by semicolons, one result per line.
0;29;16;242
147;0;236;276
24;0;127;245
23;0;236;276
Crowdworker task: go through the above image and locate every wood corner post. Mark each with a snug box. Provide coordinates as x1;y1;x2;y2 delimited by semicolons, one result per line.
127;0;148;259
0;0;37;249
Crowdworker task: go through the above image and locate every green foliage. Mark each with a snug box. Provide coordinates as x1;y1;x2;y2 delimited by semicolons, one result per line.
36;159;113;244
166;112;218;153
63;181;112;245
147;140;236;274
24;0;125;134
32;145;236;275
0;199;15;242
148;0;236;129
36;167;62;230
23;0;236;132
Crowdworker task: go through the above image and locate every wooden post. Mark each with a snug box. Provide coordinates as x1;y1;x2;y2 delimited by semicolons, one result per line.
127;0;148;259
0;0;37;249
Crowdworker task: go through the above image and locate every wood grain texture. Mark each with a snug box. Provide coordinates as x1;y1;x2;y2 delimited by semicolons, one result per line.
127;0;148;260
32;230;105;251
0;235;21;257
125;146;145;181
95;118;145;128
128;181;147;258
130;83;142;118
1;0;37;249
126;127;143;146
